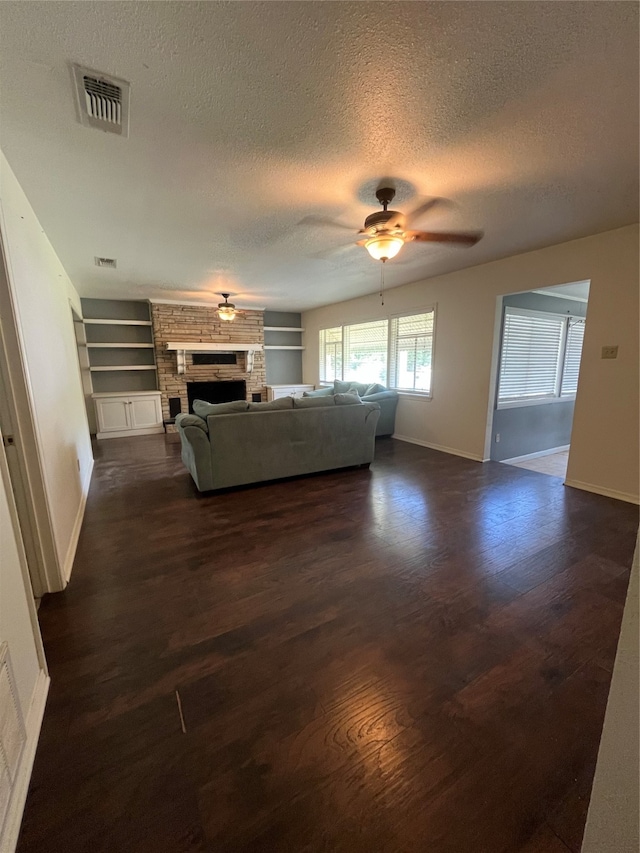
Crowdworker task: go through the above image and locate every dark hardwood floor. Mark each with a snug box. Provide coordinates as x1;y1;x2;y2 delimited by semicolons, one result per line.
18;435;638;853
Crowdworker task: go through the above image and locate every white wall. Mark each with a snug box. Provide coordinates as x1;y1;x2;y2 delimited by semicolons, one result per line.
0;152;93;586
303;224;639;503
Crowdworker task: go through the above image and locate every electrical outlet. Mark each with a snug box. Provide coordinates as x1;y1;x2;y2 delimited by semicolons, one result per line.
495;433;500;443
601;345;618;359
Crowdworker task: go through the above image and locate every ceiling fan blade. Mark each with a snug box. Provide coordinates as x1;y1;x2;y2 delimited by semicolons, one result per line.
309;242;357;260
297;215;356;232
405;230;483;246
404;197;449;226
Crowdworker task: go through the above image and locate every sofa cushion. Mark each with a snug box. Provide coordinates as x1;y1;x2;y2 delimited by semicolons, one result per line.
193;399;249;417
248;396;294;411
293;395;336;408
333;380;351;394
334;393;362;406
302;386;334;397
365;383;386;396
175;413;208;432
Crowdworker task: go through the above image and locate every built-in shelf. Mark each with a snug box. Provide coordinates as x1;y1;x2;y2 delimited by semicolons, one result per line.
90;365;158;372
84;319;153;326
82;299;158;397
264;345;305;350
87;343;155;349
263;326;305;332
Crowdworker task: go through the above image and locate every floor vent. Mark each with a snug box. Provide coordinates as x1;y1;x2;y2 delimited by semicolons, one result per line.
73;65;130;137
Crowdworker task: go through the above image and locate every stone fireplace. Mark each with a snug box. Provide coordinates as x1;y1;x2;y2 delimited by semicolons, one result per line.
151;302;266;427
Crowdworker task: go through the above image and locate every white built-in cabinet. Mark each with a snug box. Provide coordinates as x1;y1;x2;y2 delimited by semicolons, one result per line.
93;392;163;439
266;384;315;401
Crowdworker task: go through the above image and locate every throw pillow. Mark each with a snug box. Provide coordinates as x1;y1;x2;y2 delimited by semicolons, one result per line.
364;383;385;396
293;396;336;408
333;393;362;406
302;386;334;397
346;383;363;397
333;380;351;394
193;399;249;417
247;396;294;411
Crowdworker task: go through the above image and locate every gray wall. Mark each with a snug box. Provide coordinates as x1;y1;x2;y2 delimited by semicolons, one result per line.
264;311;303;385
490;291;587;461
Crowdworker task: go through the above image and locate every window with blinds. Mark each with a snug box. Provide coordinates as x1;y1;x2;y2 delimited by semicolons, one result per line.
497;307;585;406
343;320;388;384
319;326;342;382
389;310;434;394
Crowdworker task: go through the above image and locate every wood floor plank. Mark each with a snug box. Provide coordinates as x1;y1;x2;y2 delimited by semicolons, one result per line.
17;435;638;852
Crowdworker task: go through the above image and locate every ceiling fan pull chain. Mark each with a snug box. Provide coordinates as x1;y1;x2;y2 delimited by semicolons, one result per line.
380;260;385;306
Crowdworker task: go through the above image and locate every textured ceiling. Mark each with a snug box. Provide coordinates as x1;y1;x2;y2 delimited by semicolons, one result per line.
0;1;638;311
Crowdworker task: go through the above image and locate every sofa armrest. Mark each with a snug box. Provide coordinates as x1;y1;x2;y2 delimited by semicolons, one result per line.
175;413;208;432
362;390;398;402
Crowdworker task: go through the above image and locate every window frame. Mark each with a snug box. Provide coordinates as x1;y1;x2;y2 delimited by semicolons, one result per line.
496;306;585;410
388;307;436;399
318;306;436;399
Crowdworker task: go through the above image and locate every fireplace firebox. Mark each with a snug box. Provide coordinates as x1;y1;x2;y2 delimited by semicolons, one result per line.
187;380;246;413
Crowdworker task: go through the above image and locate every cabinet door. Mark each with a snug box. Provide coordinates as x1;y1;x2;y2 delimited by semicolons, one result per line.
95;398;130;432
129;396;162;429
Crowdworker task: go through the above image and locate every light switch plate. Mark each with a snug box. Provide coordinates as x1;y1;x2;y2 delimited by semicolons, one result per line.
601;345;618;359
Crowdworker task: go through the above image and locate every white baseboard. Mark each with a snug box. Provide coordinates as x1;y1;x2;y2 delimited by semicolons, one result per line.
1;669;49;853
96;426;164;440
564;478;640;506
501;445;570;464
62;456;93;583
392;434;485;462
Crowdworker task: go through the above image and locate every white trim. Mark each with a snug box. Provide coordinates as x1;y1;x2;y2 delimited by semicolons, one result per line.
501;445;570;464
264;326;304;332
397;391;432;401
531;288;589;303
62;456;93;583
96;426;164;440
564;479;640;506
84;319;152;326
90;365;156;371
497;395;576;410
392;433;484;462
150;298;265;310
1;669;50;853
87;343;154;349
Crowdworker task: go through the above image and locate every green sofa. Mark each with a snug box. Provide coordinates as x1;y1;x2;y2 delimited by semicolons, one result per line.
175;394;380;492
303;380;399;436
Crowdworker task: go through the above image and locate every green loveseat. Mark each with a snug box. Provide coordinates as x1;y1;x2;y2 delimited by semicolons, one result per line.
175;394;380;492
303;380;399;436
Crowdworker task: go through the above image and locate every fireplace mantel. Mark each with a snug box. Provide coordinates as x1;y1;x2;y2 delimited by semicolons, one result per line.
166;341;264;374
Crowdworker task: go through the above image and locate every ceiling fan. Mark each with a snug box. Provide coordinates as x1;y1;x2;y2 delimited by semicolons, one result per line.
302;187;483;262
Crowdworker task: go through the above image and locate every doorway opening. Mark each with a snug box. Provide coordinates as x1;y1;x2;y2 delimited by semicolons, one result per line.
488;281;590;480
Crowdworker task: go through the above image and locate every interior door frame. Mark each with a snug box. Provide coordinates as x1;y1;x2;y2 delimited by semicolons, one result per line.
0;226;63;596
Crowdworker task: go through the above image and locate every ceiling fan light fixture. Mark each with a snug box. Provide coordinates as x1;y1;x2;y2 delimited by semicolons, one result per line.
365;234;404;261
217;293;237;321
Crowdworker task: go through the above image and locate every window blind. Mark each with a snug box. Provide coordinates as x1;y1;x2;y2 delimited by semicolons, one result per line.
498;309;565;403
343;320;388;384
319;326;342;382
560;319;585;396
389;311;434;393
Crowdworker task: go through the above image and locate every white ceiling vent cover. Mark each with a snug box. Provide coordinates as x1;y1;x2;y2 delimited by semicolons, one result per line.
73;65;130;137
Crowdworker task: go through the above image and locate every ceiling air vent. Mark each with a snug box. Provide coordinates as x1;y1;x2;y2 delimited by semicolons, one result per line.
95;257;117;268
73;65;130;137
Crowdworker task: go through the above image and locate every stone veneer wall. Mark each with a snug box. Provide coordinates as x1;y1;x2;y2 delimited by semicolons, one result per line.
151;303;266;426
